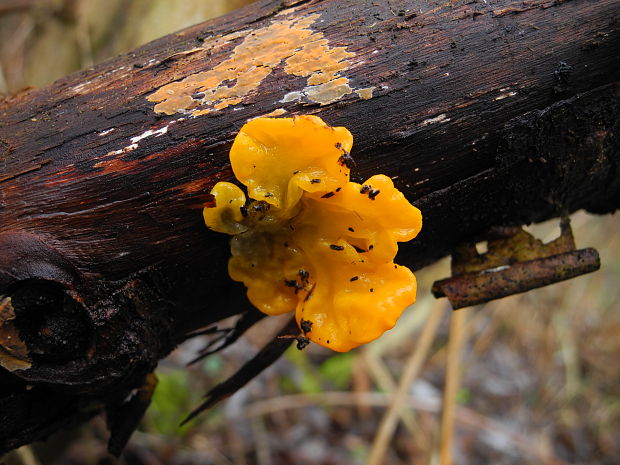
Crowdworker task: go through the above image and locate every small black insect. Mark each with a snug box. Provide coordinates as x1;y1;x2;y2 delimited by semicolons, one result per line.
285;279;304;294
338;151;355;169
296;336;310;350
252;202;269;212
368;189;380;200
300;318;313;334
330;244;345;251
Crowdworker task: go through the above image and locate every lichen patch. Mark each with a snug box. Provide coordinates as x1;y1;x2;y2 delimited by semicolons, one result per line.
251;108;288;120
148;14;372;116
280;91;304;103
355;87;376;100
304;78;353;105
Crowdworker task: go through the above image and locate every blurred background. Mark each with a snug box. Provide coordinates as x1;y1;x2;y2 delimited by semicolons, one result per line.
1;1;619;464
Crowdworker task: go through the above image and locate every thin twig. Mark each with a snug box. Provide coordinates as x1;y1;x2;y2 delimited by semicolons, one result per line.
181;317;298;425
362;349;420;436
187;309;265;365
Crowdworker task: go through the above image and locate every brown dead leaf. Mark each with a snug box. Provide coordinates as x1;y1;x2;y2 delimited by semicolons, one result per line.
0;295;32;371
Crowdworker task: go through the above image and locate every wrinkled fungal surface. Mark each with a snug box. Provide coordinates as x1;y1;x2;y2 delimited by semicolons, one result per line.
204;116;422;352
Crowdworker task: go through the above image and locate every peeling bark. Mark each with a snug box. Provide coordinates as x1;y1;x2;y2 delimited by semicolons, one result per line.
0;0;619;453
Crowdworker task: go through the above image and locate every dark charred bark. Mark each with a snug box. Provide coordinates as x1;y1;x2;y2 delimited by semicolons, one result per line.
0;0;618;453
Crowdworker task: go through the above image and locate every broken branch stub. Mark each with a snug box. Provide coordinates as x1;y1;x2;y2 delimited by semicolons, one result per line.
432;219;601;309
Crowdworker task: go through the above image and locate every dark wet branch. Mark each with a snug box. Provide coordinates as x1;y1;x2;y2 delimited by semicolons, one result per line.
0;0;618;455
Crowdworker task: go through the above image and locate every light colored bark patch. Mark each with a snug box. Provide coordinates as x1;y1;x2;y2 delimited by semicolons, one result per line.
148;14;372;116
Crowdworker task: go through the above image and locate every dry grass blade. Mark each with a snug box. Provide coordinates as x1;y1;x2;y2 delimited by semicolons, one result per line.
362;349;420;437
240;391;573;464
439;307;469;465
14;445;41;465
365;303;446;465
242;391;440;418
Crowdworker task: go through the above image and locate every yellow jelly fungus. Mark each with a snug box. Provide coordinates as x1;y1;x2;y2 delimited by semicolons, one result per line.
203;115;422;352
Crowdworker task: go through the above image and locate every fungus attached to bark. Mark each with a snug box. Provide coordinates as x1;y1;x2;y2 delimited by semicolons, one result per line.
204;115;422;351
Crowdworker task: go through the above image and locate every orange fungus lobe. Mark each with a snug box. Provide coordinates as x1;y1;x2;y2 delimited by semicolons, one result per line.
203;116;422;351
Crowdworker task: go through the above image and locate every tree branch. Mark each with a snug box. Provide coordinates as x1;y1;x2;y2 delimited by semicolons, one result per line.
0;0;618;453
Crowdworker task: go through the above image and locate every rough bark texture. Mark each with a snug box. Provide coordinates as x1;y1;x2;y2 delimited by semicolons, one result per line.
0;0;618;453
